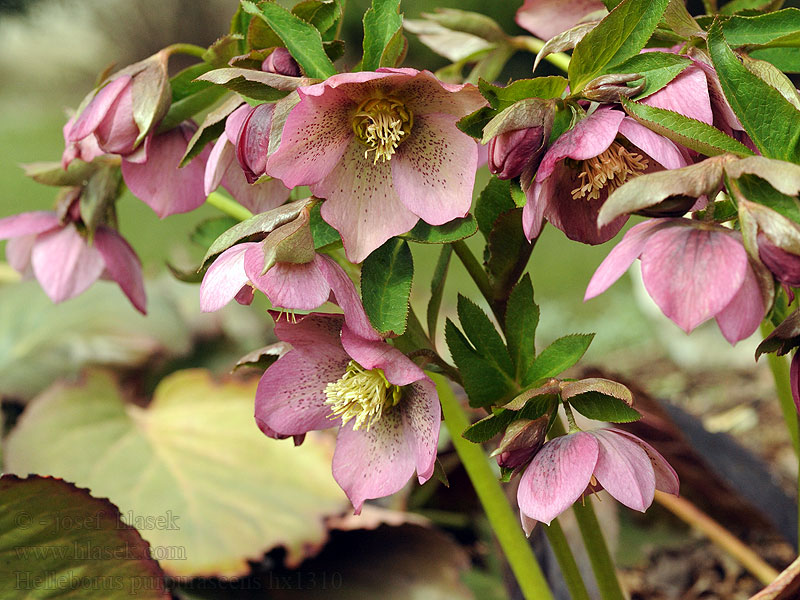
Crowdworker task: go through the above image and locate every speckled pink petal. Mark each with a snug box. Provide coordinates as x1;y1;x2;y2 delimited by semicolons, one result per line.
340;325;426;387
640;224;747;333
204;135;232;195
715;261;765;344
30;224;105;303
266;85;355;189
537;107;624;181
121;126;208;218
591;429;656;512
517;431;599;525
0;212;60;239
642;65;713;126
391;69;486;117
400;379;441;483
199;243;256;312
93;226;146;314
618;117;688;170
255;349;349;437
315;141;420;263
332;410;418;514
68;76;131;142
272;312;347;357
516;0;604;40
612;429;679;496
392;112;477;226
585;220;669;300
314;254;382;341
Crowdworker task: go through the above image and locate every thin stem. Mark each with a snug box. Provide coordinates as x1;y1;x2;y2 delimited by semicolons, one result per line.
654;492;779;585
163;43;208;59
451;240;503;321
544;520;592;600
510;36;571;73
434;374;554;600
206;191;253;222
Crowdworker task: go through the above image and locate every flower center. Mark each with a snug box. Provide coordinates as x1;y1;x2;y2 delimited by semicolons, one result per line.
352;96;413;164
324;361;402;430
569;141;648;201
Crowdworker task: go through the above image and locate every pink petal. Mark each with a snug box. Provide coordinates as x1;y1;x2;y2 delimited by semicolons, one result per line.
30;224;105;303
515;0;605;40
316;254;383;341
391;69;486;117
225;103;251;144
642;65;713;126
272;312;348;357
340;325;426;387
714;260;765;344
247;255;331;311
0;212;60;239
517;432;599;525
93;226;146;314
204;135;232;196
591;429;656;512
236;104;272;183
199;243;256;312
255;349;349;437
93;82;138;155
332;410;418;514
612;430;679;496
62;117;104;168
400;379;441;483
537;107;624;181
121;126;208;218
5;235;35;275
618;117;688;170
266;85;355;189
68;76;131;142
522;179;547;240
392;112;477;226
585;220;669;299
222;157;290;214
315;141;420;263
640;224;747;333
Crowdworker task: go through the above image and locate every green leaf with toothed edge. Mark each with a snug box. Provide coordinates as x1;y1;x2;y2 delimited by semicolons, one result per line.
456;295;514;377
568;392;642;423
524;333;595;387
505;274;539;382
362;0;404;71
361;238;414;336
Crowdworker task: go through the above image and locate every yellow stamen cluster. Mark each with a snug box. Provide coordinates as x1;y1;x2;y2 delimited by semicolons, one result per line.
324;361;402;430
570;141;648;201
352;96;413;164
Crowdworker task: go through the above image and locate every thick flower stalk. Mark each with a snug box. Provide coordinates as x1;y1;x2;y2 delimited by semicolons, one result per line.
265;68;486;262
255;312;440;512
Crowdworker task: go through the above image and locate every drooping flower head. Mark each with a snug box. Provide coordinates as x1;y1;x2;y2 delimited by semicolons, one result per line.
265;68;486;262
255;313;440;512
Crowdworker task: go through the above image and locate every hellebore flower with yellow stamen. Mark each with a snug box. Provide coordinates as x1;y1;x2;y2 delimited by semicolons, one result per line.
255;312;440;513
265;68;485;263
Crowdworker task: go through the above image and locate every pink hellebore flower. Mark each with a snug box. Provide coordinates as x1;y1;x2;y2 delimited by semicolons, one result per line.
61;116;104;169
585;219;768;344
515;0;605;41
266;68;486;263
0;211;146;313
255;312;440;512
121;124;208;218
205;104;290;214
518;428;679;527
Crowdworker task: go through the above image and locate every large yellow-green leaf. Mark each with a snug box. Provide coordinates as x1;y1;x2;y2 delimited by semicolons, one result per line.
4;370;347;578
0;475;168;600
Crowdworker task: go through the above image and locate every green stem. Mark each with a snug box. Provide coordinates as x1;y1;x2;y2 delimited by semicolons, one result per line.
549;418;626;600
434;375;554;600
163;43;208;59
451;240;503;321
206;191;253;221
544;521;592;600
510;36;571;73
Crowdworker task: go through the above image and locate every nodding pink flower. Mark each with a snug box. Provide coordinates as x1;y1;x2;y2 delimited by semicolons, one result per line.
489;127;547;180
121;124;208;218
265;68;486;263
757;232;800;287
515;0;605;40
262;48;300;77
205;104;290;214
255;312;440;513
517;428;678;527
585;219;769;345
236;103;280;185
61;117;104;169
0;211;146;313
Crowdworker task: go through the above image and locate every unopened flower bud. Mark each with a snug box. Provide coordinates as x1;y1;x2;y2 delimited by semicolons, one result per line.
488;127;546;180
262;48;301;77
758;232;800;286
582;73;645;103
236;103;274;183
491;417;548;470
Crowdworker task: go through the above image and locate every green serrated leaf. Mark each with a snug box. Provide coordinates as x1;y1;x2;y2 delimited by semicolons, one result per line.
751;47;800;73
719;0;782;16
505;274;539;382
427;245;452;341
456;295;514;377
230;4;254;51
457;106;496;140
709;20;800;163
362;0;404;71
568;391;642;423
620;97;756;158
736;173;800;222
611;51;692;99
475;177;515;237
486;208;528;291
158;85;229;133
404;215;478;244
293;0;341;36
309;202;341;249
462;409;516;443
445;319;517;408
242;0;337;79
569;0;670;93
361;238;413;336
722;8;800;48
170;62;215;102
478;77;568;111
524;333;594;386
